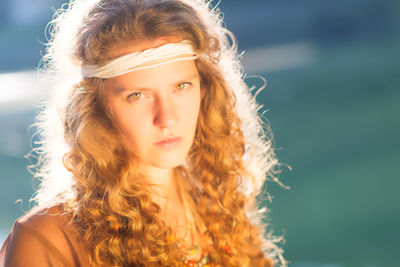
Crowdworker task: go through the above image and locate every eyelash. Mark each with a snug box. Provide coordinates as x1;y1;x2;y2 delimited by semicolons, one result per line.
126;82;192;102
127;92;145;101
176;82;192;91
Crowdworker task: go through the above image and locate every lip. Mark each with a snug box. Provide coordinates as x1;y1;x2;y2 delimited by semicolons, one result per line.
154;136;182;149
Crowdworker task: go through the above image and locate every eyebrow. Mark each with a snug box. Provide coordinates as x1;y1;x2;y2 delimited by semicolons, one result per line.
113;73;199;95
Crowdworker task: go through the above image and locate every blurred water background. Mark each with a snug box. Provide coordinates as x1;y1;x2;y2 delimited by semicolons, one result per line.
1;0;399;266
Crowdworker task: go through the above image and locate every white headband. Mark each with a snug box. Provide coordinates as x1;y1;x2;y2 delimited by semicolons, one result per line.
81;40;198;78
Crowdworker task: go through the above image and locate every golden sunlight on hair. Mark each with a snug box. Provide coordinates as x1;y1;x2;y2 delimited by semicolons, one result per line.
0;1;287;266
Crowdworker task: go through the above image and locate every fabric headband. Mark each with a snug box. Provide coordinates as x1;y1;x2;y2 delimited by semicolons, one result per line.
81;40;198;78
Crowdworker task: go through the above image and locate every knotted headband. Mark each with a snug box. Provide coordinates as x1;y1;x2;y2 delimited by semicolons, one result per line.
81;40;198;78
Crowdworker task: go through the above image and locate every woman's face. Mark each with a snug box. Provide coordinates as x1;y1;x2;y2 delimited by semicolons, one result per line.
104;39;201;171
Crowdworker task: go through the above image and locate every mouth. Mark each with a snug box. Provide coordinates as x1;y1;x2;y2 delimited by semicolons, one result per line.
154;136;182;148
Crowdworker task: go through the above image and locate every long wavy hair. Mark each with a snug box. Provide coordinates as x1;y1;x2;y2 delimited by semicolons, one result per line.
31;0;286;266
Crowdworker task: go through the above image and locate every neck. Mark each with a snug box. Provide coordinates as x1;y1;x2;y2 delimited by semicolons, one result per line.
142;166;179;201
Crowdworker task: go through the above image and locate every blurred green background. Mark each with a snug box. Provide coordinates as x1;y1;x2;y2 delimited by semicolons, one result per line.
1;0;399;266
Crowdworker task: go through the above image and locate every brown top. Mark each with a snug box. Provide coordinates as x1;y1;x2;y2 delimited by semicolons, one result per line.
0;204;216;267
0;204;90;267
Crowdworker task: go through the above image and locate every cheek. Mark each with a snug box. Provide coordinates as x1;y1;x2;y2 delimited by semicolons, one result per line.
104;91;154;152
109;106;150;147
181;93;201;128
194;90;201;122
123;115;148;138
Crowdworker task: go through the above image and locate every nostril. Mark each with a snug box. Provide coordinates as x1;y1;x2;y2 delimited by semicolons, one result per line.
154;104;177;128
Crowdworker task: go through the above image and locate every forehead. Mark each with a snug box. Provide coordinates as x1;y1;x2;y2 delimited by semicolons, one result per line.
104;59;199;91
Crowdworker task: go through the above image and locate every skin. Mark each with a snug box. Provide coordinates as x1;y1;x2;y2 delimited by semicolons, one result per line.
103;37;201;194
103;37;203;246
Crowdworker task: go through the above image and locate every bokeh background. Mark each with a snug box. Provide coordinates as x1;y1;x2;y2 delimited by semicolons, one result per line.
1;0;399;266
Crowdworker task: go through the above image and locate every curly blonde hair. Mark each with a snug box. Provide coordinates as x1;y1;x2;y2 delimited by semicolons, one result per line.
31;0;286;266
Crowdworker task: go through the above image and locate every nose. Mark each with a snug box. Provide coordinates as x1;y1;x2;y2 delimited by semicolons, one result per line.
153;97;177;129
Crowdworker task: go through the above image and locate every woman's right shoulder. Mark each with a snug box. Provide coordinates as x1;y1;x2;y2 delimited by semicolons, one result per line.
0;203;89;267
13;203;71;231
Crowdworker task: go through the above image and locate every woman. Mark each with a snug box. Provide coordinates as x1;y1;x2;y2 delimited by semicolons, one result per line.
0;0;285;266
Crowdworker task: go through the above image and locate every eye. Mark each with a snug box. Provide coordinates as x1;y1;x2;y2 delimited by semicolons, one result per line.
176;82;191;91
127;92;144;101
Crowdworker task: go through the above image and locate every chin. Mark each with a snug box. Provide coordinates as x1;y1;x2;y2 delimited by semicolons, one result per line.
148;154;186;169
